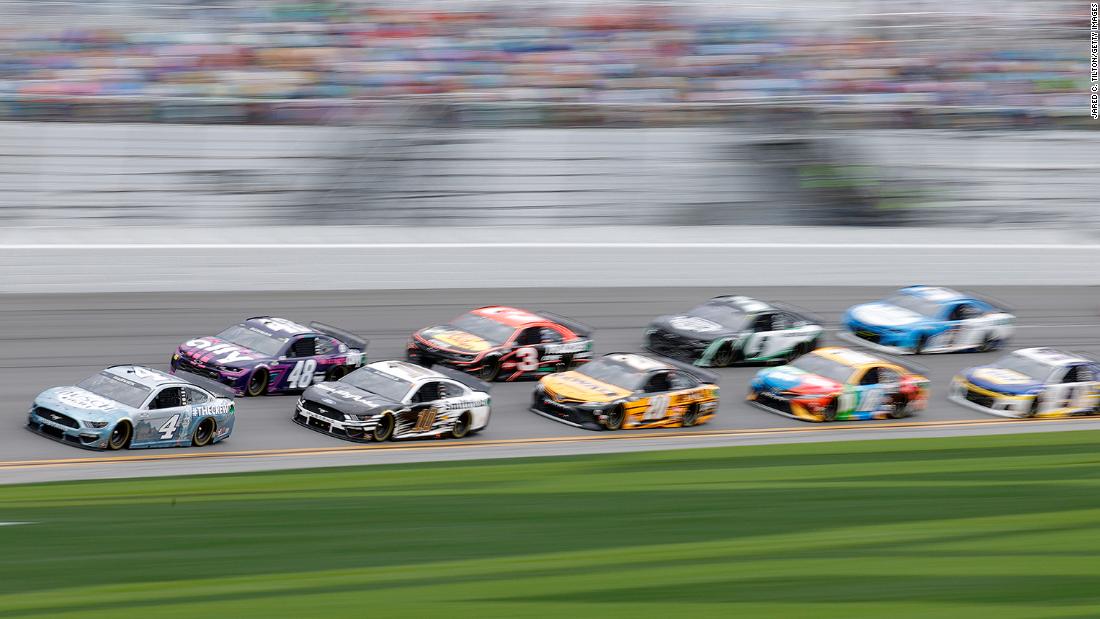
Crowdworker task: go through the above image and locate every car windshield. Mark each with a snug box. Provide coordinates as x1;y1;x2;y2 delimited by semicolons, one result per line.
215;325;286;357
790;355;856;384
76;373;151;409
340;367;413;402
885;294;942;318
992;356;1055;381
449;314;515;345
574;358;647;391
688;303;749;330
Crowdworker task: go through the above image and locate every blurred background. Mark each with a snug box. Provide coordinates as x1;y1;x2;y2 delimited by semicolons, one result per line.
0;0;1095;228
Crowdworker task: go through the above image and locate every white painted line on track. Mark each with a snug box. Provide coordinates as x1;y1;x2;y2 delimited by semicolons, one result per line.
2;243;1100;251
0;522;33;527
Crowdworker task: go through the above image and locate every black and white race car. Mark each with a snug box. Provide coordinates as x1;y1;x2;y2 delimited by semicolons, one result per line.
293;360;491;442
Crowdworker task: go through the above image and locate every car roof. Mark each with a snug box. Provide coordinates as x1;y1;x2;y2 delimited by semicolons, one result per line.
367;360;445;383
898;286;966;303
708;295;772;313
242;316;316;337
810;346;883;369
1013;347;1090;367
470;306;547;328
103;365;181;388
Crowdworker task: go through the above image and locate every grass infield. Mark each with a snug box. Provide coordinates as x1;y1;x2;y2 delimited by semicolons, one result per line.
2;430;1100;618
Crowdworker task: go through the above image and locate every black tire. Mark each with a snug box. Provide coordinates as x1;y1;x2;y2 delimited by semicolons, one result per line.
888;395;910;419
603;405;626;430
913;335;929;355
191;417;216;447
451;413;472;439
819;400;838;422
1026;398;1041;419
246;368;269;397
478;356;502;382
979;335;998;353
107;420;132;450
327;365;349;382
711;344;734;368
681;403;701;427
371;413;395;442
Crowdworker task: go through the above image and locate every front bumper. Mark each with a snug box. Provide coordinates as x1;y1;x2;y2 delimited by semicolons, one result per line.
529;394;603;430
836;330;914;355
26;408;110;450
406;343;481;373
292;399;377;442
949;379;1035;418
171;354;249;395
643;331;708;364
747;389;826;422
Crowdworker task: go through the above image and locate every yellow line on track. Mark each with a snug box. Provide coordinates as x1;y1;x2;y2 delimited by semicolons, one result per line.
3;416;1097;471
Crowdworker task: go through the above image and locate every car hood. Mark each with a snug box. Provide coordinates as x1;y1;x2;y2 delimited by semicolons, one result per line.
176;337;269;367
417;326;495;354
755;366;842;395
652;315;740;341
540;372;633;404
303;382;402;417
34;386;128;423
849;302;927;328
964;367;1043;395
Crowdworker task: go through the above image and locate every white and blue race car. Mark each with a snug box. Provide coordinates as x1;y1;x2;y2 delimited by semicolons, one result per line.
27;365;235;450
950;348;1100;418
839;286;1014;355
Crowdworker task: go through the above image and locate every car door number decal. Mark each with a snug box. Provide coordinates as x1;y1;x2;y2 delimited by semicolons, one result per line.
158;414;181;439
643;395;670;420
287;359;318;388
516;347;539;372
414;408;437;432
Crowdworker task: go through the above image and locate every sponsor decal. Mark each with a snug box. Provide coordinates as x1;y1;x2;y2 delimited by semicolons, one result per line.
972;367;1035;386
853;304;922;327
669;316;723;333
314;383;381;407
185;338;259;364
423;328;492;353
544;341;589;354
253;317;312;335
56;389;116;411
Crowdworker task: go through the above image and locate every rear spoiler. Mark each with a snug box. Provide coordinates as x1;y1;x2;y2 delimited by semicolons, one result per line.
432;366;492;394
770;302;825;327
173;371;237;399
310;322;369;351
617;352;721;385
536;310;594;337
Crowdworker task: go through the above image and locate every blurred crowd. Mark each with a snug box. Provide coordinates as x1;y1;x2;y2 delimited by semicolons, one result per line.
0;0;1088;123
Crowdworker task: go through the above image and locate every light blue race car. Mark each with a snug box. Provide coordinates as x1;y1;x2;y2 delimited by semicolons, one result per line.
27;365;235;450
839;286;1015;355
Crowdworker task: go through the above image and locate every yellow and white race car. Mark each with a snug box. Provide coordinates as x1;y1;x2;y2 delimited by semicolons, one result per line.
950;347;1100;418
530;353;719;430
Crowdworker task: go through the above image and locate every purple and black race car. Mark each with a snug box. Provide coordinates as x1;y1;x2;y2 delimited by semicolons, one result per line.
170;316;368;397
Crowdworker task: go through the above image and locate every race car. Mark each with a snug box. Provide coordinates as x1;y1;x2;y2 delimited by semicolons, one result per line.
27;365;235;450
294;360;490;441
950;347;1100;418
407;306;593;381
530;352;719;430
171;316;368;396
840;285;1014;354
748;346;929;422
644;295;823;366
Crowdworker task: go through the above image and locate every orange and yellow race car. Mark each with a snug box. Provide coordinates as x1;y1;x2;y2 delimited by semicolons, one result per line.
531;353;720;430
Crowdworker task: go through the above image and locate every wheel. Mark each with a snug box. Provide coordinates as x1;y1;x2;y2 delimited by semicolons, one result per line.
819;400;838;422
913;335;929;355
246;368;269;397
888;395;910;419
107;421;132;450
711;345;734;367
450;413;472;439
371;413;395;442
191;417;216;447
603;405;626;430
1026;398;1041;419
681;403;701;427
327;365;349;382
478;356;502;382
979;335;999;353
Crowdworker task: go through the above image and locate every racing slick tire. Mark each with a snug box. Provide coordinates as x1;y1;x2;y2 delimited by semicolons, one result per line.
326;365;349;382
246;368;269;397
451;413;472;439
979;335;1000;353
603;405;626;431
819;400;838;422
887;395;910;419
913;335;929;355
107;420;132;450
1025;399;1042;419
711;344;735;368
191;417;216;447
371;413;395;442
478;356;502;382
681;403;701;427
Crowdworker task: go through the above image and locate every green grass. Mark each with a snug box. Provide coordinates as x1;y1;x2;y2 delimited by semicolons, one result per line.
3;431;1100;618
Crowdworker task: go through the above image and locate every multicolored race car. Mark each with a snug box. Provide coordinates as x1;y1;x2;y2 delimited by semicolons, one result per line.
644;295;823;366
840;286;1014;354
27;365;235;450
531;352;719;430
950;347;1100;418
407;306;593;381
748;346;929;422
295;360;491;442
171;316;368;396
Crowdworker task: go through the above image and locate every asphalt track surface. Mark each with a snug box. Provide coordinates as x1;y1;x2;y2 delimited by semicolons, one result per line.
2;286;1099;484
